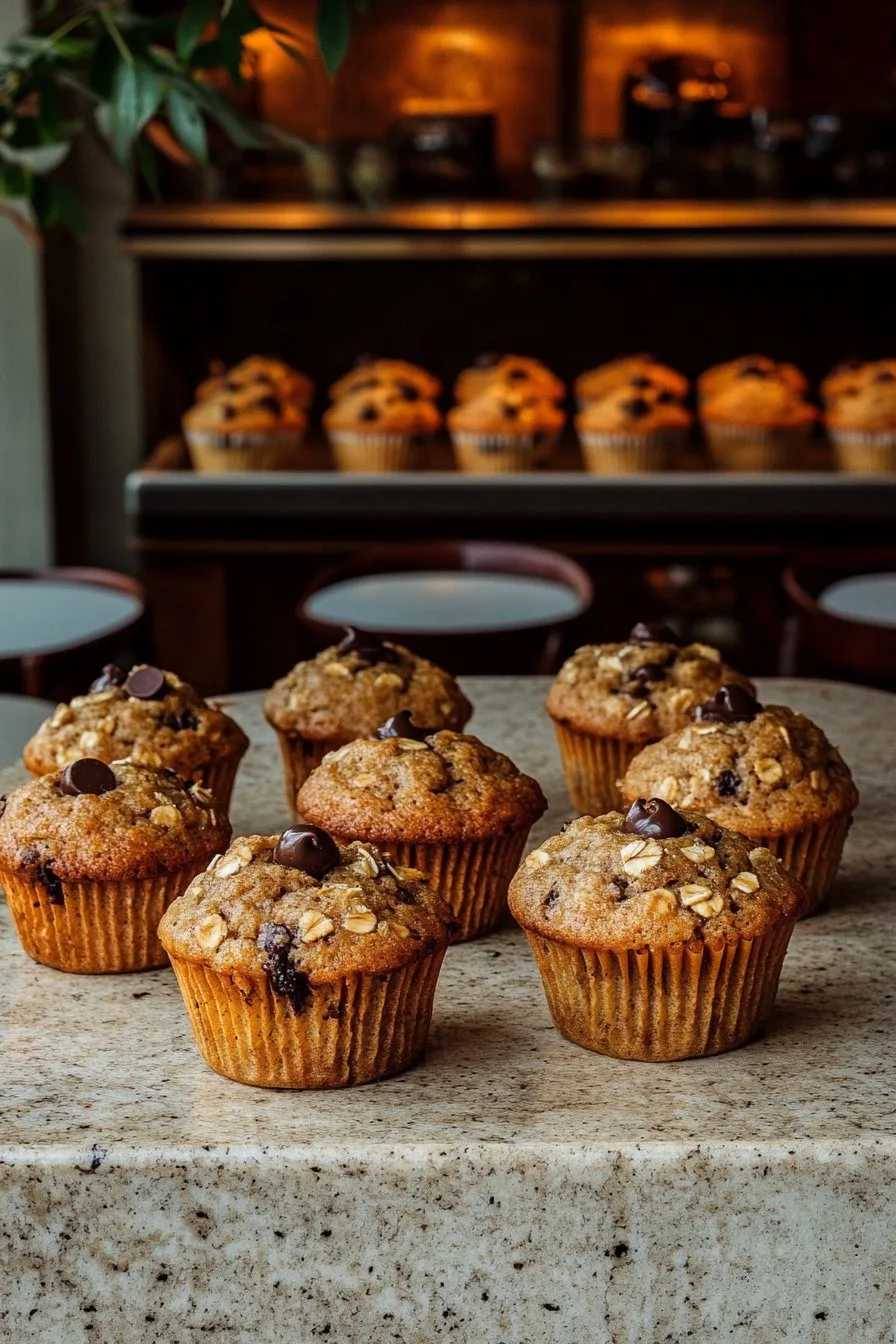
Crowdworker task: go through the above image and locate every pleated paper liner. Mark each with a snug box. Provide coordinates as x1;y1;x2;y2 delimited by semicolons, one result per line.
327;432;416;473
168;951;445;1088
702;422;812;472
578;428;685;476
0;862;209;973
758;812;853;915
552;722;642;816
451;431;559;474
525;921;796;1061
184;429;305;474
273;732;341;814
829;429;896;473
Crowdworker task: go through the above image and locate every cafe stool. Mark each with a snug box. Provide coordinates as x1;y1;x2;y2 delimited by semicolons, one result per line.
782;565;896;690
299;542;593;675
0;567;146;701
0;693;56;771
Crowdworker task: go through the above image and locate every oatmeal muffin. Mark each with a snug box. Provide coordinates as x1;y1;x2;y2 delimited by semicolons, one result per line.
196;356;314;411
697;355;808;405
575;383;691;474
0;759;229;972
824;361;896;472
622;683;858;911
508;799;806;1060
183;384;307;473
574;356;689;406
329;357;442;404
546;622;753;815
159;825;452;1087
323;382;441;472
700;373;817;471
447;385;566;473
298;712;546;941
453;354;565;404
265;630;472;809
24;663;249;809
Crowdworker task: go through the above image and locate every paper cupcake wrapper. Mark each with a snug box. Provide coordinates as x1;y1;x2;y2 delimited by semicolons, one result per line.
274;732;344;814
758;812;852;914
185;429;305;473
451;430;559;474
829;430;896;473
0;862;209;973
578;429;685;475
525;921;795;1060
168;950;445;1088
552;722;643;815
702;421;811;472
327;432;416;473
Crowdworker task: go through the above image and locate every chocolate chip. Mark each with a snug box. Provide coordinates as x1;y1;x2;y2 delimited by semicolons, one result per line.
161;709;200;732
696;684;762;725
875;370;896;383
90;664;126;692
632;662;667;685
715;769;741;797
258;923;311;1013
543;888;560;915
337;627;399;664
623;797;688;839
630;621;681;645
375;710;435;742
739;364;770;378
656;390;677;404
629;375;654;388
59;759;116;797
502;404;520;420
396;382;420;402
255;395;281;414
473;352;502;368
620;396;650;419
124;666;168;700
273;825;340;879
359;403;379;422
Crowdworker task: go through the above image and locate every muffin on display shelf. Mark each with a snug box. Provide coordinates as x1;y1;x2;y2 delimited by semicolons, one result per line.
575;381;691;474
447;384;565;473
545;621;753;815
183;384;307;473
323;382;441;472
264;628;472;809
329;357;442;403
622;683;858;911
196;356;315;410
297;711;546;941
508;799;807;1061
574;355;689;406
159;825;453;1088
23;663;249;809
823;360;896;472
699;371;817;471
696;354;808;405
0;759;230;973
453;354;566;404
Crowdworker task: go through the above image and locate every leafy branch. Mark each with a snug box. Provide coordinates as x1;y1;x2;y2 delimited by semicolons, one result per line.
0;0;372;236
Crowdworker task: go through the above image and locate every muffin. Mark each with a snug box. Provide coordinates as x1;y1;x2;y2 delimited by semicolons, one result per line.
453;354;565;404
700;374;816;471
0;759;230;973
621;683;858;911
24;663;249;810
323;382;441;472
264;630;472;809
183;385;307;473
824;362;896;472
575;383;691;474
297;712;546;941
329;358;442;403
447;385;566;473
159;825;452;1088
508;799;806;1061
196;356;314;411
697;355;808;405
574;356;689;407
546;622;754;815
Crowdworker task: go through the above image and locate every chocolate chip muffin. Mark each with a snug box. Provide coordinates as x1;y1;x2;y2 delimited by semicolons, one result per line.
697;355;808;405
182;384;307;473
159;825;452;1087
453;354;565;404
196;356;314;411
824;361;896;472
447;384;566;473
329;358;442;404
546;622;754;815
24;664;249;809
508;799;806;1060
264;630;472;810
575;382;692;474
699;364;816;471
0;759;229;972
297;712;546;941
574;356;689;407
622;684;858;911
323;382;441;472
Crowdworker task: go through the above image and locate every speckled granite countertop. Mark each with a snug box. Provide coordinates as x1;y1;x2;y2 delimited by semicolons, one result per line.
1;677;894;1342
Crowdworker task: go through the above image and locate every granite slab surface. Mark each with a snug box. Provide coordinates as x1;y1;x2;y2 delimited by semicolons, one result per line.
1;677;895;1343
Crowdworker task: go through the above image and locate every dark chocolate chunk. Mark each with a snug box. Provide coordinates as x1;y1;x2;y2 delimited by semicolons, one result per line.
473;352;502;369
623;797;688;839
375;710;435;742
629;375;654;389
620;396;651;419
161;709;200;732
90;664;126;693
256;395;281;415
337;627;398;664
359;403;379;422
258;922;311;1013
59;759;116;797
274;825;340;879
715;769;741;797
696;684;762;725
124;666;168;700
396;382;420;402
632;661;667;685
630;621;681;645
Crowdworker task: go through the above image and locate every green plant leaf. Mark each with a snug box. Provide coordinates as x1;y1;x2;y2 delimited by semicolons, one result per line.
176;0;217;64
135;137;160;196
110;61;163;165
316;0;352;76
166;87;208;162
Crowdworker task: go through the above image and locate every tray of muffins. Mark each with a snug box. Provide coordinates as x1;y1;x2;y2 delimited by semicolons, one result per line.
162;350;896;476
0;621;858;1082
